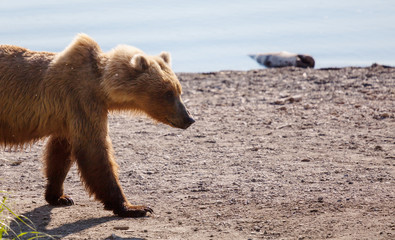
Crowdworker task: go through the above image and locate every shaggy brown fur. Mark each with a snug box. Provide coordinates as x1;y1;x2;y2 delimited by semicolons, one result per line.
0;34;194;217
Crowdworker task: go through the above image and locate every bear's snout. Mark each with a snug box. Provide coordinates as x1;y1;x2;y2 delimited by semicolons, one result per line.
182;115;195;129
171;108;195;130
177;102;195;129
166;101;195;129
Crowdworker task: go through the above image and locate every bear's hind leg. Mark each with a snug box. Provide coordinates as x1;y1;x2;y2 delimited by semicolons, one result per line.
44;136;74;206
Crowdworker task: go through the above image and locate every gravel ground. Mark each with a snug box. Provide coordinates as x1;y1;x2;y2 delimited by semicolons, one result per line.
1;64;394;240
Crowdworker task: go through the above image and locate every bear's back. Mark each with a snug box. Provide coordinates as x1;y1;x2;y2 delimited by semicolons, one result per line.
0;45;55;83
0;46;57;146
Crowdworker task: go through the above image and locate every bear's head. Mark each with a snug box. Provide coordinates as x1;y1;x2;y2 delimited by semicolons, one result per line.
102;46;194;129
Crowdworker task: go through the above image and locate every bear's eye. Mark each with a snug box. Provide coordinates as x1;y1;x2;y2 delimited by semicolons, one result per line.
164;91;174;101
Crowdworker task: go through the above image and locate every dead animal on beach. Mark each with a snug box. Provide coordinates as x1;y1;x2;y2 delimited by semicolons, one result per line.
249;51;315;68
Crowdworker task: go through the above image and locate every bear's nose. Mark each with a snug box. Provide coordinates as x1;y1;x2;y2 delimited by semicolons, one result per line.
187;116;195;125
182;116;195;129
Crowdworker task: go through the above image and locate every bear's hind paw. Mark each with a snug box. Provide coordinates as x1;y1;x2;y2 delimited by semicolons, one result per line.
58;195;74;206
47;195;74;206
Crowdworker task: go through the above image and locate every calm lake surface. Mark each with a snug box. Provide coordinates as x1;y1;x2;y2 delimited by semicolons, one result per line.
1;0;394;72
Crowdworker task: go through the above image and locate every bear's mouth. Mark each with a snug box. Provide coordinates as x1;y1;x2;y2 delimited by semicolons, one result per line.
166;118;177;128
166;117;194;130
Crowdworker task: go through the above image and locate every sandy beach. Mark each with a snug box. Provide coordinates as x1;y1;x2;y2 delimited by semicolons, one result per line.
1;64;394;239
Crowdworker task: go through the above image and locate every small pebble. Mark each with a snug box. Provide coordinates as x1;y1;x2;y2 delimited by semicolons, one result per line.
113;226;129;230
374;145;383;151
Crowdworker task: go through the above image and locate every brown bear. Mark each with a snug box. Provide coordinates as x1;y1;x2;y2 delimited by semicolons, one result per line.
0;33;194;217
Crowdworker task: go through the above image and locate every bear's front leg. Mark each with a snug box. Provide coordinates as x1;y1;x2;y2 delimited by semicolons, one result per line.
72;135;153;217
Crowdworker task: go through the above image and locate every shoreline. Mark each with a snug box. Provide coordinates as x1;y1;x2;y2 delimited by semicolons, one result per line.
175;63;395;75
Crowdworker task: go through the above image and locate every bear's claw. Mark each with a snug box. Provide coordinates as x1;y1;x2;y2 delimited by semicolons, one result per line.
145;206;154;214
47;195;74;206
58;195;74;206
114;204;153;218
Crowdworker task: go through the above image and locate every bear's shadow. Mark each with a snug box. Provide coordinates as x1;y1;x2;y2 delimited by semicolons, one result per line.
7;205;142;239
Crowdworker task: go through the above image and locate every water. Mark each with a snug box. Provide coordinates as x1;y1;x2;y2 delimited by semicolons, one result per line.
1;0;394;72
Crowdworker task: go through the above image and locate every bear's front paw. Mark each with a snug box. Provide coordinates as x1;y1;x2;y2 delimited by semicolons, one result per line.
114;204;153;218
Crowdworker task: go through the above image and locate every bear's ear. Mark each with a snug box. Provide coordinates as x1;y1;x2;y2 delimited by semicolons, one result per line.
131;54;149;71
159;51;171;66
